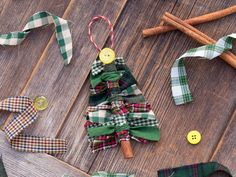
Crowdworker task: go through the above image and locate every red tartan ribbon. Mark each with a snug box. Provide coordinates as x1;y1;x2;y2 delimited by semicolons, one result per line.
0;96;66;154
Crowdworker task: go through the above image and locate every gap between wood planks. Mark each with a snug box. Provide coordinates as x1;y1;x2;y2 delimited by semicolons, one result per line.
209;108;236;160
1;0;75;129
2;0;129;172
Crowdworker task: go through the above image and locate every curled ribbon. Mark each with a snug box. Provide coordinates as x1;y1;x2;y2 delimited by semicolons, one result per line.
0;11;72;65
171;33;236;105
1;96;66;154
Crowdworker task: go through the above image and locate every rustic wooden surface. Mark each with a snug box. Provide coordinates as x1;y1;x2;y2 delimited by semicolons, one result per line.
0;0;235;177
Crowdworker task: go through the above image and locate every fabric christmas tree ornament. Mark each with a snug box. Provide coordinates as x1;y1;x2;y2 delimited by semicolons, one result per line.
92;171;134;177
171;33;236;105
0;11;72;65
158;162;232;177
84;16;160;159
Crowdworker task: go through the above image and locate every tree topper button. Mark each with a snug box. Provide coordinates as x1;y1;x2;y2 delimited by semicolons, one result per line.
99;48;116;64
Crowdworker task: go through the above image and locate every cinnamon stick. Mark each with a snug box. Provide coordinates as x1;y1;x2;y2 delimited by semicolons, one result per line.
161;12;236;69
143;5;236;37
121;140;134;159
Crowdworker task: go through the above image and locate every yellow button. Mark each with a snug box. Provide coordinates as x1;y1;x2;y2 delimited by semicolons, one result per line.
187;130;201;145
33;96;48;111
99;48;116;64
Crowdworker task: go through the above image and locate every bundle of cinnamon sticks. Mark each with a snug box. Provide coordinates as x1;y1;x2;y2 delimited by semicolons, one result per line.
143;6;236;68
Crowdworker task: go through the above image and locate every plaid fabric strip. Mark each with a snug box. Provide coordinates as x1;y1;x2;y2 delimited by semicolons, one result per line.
0;96;66;154
171;33;236;105
120;84;142;96
92;57;125;76
88;130;129;152
92;171;134;177
127;111;159;127
10;134;66;153
158;162;232;177
0;11;72;65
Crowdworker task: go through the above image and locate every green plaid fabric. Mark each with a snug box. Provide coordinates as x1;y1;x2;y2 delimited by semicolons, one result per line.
92;57;125;76
91;171;134;177
171;33;236;105
0;11;72;65
158;162;232;177
0;156;8;177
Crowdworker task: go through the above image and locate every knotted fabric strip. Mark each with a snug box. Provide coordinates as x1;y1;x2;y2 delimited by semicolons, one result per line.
0;11;72;65
158;162;232;177
171;33;236;105
92;171;134;177
1;96;66;154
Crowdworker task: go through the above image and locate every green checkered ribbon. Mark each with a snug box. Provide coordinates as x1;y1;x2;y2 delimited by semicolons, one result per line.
0;11;72;65
158;162;232;177
171;33;236;105
92;171;134;177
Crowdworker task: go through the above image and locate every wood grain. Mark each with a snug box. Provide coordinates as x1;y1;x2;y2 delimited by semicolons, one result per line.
210;110;236;176
0;0;70;126
88;0;236;177
1;0;128;172
0;0;235;176
4;0;127;134
0;130;89;177
55;0;177;173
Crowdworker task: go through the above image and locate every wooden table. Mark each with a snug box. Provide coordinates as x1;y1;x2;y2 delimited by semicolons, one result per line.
0;0;235;176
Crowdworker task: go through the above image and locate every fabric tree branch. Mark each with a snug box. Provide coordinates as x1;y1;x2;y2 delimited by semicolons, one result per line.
171;33;236;105
0;11;72;65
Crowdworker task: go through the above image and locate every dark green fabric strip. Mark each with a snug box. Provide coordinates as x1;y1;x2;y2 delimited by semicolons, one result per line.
158;162;232;177
0;156;8;177
90;71;121;88
88;125;160;141
87;125;115;137
130;126;160;141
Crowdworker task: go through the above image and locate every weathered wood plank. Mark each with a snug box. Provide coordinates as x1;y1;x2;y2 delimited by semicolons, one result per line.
87;0;236;176
0;0;70;126
3;0;127;170
0;130;89;177
55;0;177;173
210;110;236;176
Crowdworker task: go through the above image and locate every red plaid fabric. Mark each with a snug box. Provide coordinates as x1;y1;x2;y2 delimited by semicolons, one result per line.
89;130;130;152
0;96;66;154
107;81;119;89
126;103;151;112
87;104;111;112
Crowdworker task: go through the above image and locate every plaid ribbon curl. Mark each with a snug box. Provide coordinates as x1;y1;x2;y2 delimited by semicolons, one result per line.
171;33;236;105
0;96;66;154
0;11;72;65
